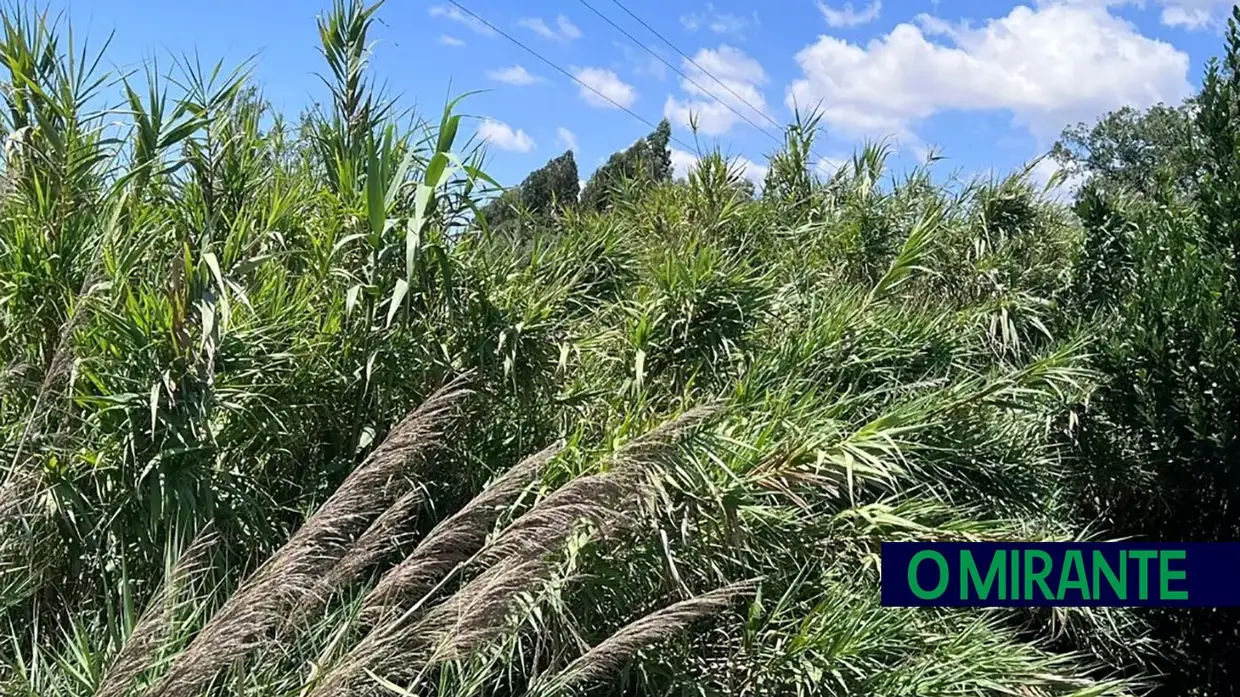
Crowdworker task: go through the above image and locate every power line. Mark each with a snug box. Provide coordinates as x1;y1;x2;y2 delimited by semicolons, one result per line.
606;0;840;174
445;0;697;153
606;0;789;138
576;0;783;149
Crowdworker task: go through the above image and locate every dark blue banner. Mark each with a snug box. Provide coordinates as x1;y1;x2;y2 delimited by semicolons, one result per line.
880;542;1240;607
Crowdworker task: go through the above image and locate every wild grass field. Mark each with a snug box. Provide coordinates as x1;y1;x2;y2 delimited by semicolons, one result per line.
1;0;1239;695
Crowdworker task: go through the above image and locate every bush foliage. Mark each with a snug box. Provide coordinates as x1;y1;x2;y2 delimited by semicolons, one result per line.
0;1;1238;696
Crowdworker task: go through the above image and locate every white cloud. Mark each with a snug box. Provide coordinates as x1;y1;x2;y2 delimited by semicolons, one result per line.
664;45;770;136
786;3;1192;144
478;119;535;153
615;42;669;81
517;17;555;39
557;127;579;152
572;67;638;109
428;4;495;36
1161;6;1212;27
670;148;768;187
1040;0;1230;30
557;15;583;40
517;15;582;42
680;3;753;36
439;34;465;47
1028;156;1086;201
817;1;882;27
670;149;698;179
487;65;542;86
1148;0;1229;28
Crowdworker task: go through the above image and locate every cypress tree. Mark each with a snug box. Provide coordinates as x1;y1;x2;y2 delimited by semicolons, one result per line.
482;149;580;230
519;150;579;213
580;118;673;212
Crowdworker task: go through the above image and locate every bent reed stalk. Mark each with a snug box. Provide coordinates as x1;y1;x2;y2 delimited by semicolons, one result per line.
146;377;470;697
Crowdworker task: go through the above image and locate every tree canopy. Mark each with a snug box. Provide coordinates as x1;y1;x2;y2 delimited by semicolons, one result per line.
482;149;580;230
579;119;673;212
1052;102;1198;196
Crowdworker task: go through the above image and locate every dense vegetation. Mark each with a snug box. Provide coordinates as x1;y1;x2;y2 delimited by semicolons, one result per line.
1;0;1239;695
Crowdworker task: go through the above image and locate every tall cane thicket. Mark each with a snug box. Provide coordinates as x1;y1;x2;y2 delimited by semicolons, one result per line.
0;0;1233;695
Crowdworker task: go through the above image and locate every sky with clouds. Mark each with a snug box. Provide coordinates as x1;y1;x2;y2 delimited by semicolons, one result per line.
62;0;1235;189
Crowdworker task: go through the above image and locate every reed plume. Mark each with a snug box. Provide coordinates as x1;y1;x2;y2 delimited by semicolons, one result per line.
145;376;469;697
360;442;561;623
283;487;426;631
527;581;756;696
308;407;715;697
94;526;219;697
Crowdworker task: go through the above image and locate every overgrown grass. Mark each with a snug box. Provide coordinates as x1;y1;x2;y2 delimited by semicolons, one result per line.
0;1;1184;696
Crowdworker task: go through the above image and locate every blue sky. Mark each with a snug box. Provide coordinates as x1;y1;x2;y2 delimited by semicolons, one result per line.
61;0;1231;189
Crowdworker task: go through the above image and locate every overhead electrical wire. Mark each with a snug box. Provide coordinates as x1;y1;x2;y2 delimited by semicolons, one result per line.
604;0;841;171
447;0;840;179
605;0;792;138
576;0;784;149
445;0;698;153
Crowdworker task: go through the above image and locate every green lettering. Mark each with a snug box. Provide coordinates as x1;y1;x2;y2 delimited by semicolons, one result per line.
1130;550;1158;600
1023;550;1054;600
1011;548;1020;599
1057;550;1090;600
1092;550;1126;600
962;550;1005;600
1159;550;1188;601
909;551;949;600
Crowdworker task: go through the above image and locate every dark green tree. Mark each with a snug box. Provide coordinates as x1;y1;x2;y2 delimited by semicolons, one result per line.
1063;8;1240;694
519;149;579;213
482;149;580;230
1198;7;1240;283
646;118;673;181
580;119;673;212
1052;102;1198;197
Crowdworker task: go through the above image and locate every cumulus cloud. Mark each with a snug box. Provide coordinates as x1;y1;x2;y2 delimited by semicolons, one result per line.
439;34;465;47
670;148;768;187
664;45;770;136
428;4;495;36
517;15;582;42
615;42;669;81
1028;156;1086;201
478;119;535;153
1041;0;1229;30
487;65;542;86
1146;0;1227;28
680;3;754;36
557;15;583;39
556;127;579;152
573;67;638;109
786;3;1192;144
817;1;882;27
